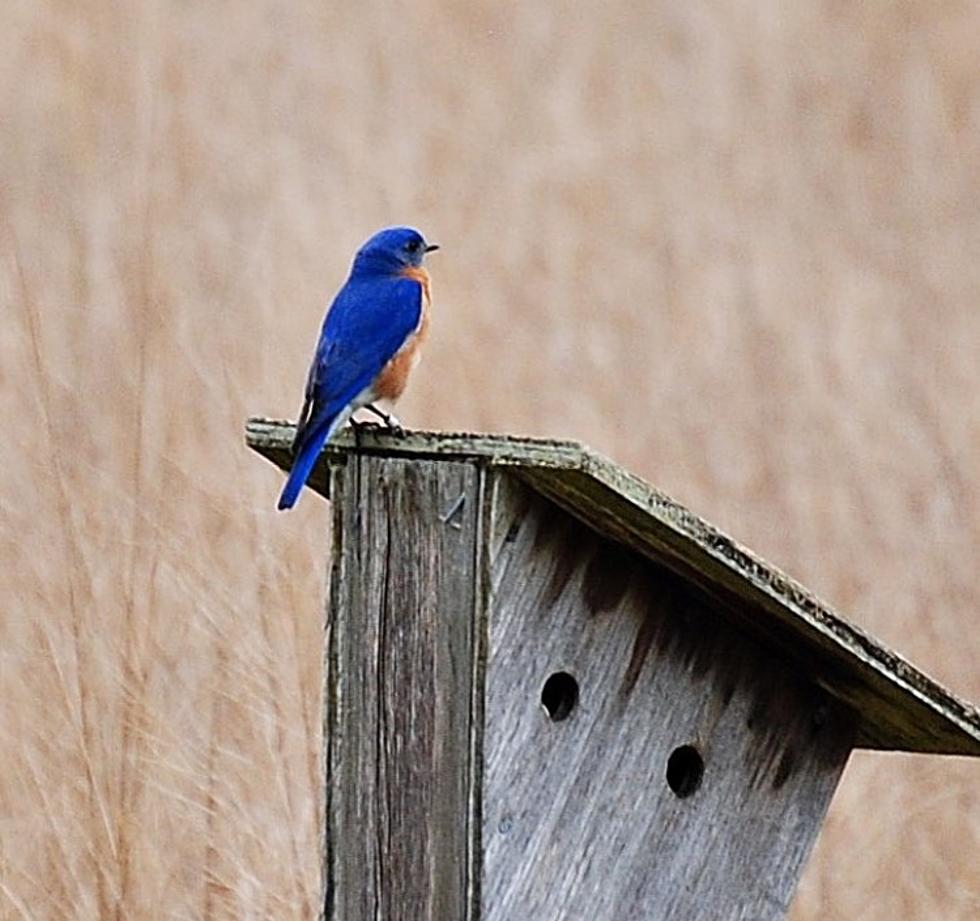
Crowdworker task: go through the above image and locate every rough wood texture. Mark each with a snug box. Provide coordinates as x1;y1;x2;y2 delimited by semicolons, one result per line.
246;419;980;757
482;476;853;921
324;454;484;921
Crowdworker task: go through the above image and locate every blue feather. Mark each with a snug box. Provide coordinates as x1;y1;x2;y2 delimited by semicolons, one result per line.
277;412;346;510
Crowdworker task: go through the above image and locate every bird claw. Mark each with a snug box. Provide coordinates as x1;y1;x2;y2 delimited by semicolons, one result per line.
363;404;406;437
379;413;405;437
348;417;379;432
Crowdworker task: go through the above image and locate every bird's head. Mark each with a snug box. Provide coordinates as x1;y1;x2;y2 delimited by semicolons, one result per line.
351;226;439;277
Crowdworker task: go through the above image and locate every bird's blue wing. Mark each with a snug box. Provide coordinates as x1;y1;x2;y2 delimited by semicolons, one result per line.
316;276;422;403
278;276;421;509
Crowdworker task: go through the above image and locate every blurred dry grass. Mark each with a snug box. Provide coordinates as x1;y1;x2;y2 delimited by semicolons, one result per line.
1;0;978;918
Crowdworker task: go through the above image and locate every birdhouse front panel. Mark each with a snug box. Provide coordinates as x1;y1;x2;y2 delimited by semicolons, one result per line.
325;456;483;921
481;476;856;921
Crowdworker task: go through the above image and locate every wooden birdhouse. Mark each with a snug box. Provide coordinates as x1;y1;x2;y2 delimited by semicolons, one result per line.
246;420;980;921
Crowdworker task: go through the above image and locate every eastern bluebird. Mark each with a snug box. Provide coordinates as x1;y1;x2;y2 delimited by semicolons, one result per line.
277;226;438;510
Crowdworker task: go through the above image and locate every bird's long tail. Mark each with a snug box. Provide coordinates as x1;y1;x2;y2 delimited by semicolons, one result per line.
277;411;347;510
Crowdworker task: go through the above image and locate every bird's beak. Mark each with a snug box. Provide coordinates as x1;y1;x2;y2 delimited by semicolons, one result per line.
425;243;440;253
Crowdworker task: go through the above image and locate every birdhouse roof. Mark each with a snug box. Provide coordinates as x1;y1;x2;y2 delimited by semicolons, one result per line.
246;419;980;757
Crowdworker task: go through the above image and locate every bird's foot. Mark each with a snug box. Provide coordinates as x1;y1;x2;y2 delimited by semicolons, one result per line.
346;415;379;451
347;416;379;432
364;404;406;437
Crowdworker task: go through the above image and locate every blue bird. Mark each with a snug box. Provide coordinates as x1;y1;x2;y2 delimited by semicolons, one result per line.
277;226;438;510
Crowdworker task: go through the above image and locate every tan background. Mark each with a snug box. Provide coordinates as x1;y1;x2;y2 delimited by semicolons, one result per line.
2;1;978;918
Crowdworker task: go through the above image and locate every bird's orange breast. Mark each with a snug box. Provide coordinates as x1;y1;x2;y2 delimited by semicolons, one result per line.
373;266;432;402
400;265;432;307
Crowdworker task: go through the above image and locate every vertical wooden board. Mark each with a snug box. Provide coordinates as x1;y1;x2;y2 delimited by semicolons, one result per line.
325;455;482;921
482;476;854;921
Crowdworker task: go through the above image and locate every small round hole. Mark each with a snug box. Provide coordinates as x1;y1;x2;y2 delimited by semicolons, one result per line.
666;745;704;798
541;672;578;722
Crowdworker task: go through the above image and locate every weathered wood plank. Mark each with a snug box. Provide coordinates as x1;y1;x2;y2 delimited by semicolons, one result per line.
245;417;980;757
324;455;483;921
482;475;854;921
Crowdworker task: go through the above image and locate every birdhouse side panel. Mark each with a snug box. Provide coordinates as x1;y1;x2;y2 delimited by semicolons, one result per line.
482;476;855;921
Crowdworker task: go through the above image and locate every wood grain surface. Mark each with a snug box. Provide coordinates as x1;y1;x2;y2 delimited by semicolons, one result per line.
322;457;856;920
325;455;483;921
